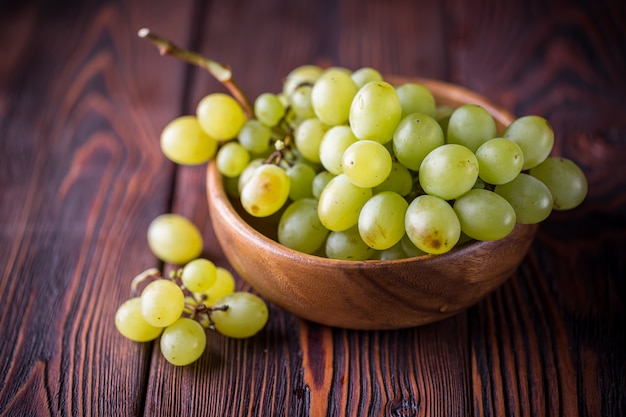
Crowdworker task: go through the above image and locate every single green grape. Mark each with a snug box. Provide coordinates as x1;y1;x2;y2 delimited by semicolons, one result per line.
282;64;323;97
288;84;315;120
358;191;409;250
351;67;383;88
311;69;359;126
160;317;206;366
140;279;185;327
115;297;163;342
216;141;250;178
418;144;479;200
529;156;588;210
317;173;373;232
395;83;437;119
342;140;392;188
238;119;272;154
349;81;402;144
202;267;236;306
294;117;329;163
312;171;336;199
211;292;269;339
401;233;429;258
325;226;374;260
147;213;203;265
405;194;461;255
286;162;316;201
319;125;358;175
503;115;554;170
475;138;525;185
392;112;445;171
254;93;286;127
446;104;497;152
160;116;218;165
278;198;329;254
238;158;265;194
240;163;291;217
181;258;217;293
370;241;409;260
453;189;516;241
373;161;413;196
196;93;246;140
494;173;553;224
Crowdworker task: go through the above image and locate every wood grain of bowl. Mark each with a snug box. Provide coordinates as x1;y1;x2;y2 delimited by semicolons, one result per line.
206;77;538;330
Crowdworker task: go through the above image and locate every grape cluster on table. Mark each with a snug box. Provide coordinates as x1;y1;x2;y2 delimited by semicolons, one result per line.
116;64;587;366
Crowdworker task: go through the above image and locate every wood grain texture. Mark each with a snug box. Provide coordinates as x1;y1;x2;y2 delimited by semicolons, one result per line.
0;0;624;416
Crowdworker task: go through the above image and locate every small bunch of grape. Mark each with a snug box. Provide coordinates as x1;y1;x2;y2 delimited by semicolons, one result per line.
158;63;587;260
115;213;269;366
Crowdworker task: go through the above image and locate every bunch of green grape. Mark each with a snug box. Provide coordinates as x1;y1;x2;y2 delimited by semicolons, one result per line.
158;64;587;260
115;214;269;366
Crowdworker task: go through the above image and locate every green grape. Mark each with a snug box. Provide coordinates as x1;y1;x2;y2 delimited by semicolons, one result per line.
286;162;316;201
294;117;329;163
147;214;203;265
392;113;445;171
160;116;218;165
278;198;329;254
494;173;553;224
160;318;206;366
282;64;323;96
325;226;374;260
475;138;524;185
211;292;269;339
351;67;383;88
202;267;236;306
254;93;286;127
240;163;291;217
140;279;185;327
503;115;554;169
400;233;428;258
238;120;272;154
196;93;246;140
349;81;402;144
238;158;265;194
529;156;588;210
446;104;497;152
317;173;373;231
453;189;516;241
342;140;392;188
311;69;359;126
181;258;217;293
418;144;479;200
358;191;409;250
405;195;461;254
312;170;335;199
115;297;163;342
370;240;408;260
216;141;250;178
288;84;315;120
319;125;358;175
373;161;413;196
435;105;454;133
395;83;437;119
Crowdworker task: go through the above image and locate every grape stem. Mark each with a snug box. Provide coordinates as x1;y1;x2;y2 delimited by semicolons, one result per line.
130;267;161;295
137;28;254;118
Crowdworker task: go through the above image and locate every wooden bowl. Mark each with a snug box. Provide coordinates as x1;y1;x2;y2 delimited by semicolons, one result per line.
206;78;537;330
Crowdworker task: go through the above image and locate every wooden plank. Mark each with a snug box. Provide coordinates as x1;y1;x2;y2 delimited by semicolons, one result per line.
0;0;195;415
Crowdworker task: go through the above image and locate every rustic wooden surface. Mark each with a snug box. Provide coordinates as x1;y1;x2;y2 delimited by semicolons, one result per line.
0;0;624;416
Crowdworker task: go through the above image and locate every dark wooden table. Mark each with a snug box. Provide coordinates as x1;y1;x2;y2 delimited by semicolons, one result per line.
1;0;625;415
